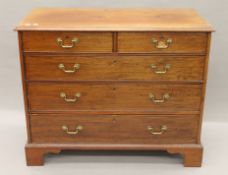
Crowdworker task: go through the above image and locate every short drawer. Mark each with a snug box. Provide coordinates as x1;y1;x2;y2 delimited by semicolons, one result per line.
27;83;202;113
118;32;207;53
22;32;113;52
30;114;199;144
25;55;204;81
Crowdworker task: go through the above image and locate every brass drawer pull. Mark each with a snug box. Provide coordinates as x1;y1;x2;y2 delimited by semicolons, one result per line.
62;125;83;135
147;125;167;135
60;92;81;103
152;38;172;49
150;64;171;74
149;93;170;103
58;63;80;73
56;37;79;48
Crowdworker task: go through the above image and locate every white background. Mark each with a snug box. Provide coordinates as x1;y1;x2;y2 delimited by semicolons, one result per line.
0;0;227;174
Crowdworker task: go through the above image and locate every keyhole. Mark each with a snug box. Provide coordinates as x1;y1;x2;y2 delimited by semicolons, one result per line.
112;118;117;124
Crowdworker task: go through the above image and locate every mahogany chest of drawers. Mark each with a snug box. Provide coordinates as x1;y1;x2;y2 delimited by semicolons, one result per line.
15;8;213;166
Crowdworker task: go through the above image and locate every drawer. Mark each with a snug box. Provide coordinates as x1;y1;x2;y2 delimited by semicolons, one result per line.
118;32;207;53
28;83;202;113
25;55;204;81
30;114;199;144
22;32;113;52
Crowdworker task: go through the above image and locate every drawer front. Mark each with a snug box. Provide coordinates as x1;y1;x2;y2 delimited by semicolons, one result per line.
30;114;199;144
23;32;113;52
26;55;204;81
118;32;207;53
28;83;202;113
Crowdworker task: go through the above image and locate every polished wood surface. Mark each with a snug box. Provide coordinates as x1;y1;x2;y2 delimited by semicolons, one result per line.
30;114;199;144
15;8;213;31
25;146;61;166
23;32;113;52
197;33;212;143
25;143;203;166
18;32;32;142
16;8;213;167
25;55;205;81
118;32;207;53
27;83;202;112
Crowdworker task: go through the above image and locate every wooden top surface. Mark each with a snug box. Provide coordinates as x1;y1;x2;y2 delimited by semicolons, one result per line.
15;8;213;32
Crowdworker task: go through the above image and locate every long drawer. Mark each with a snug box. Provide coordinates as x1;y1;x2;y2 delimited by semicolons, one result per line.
118;32;207;53
30;114;199;144
25;55;205;81
27;83;202;113
22;32;113;52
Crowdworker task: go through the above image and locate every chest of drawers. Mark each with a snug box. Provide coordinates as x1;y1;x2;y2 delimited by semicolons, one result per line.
15;8;213;167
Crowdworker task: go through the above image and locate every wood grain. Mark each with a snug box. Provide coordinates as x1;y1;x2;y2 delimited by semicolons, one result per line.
168;145;203;167
23;32;113;52
25;55;205;82
118;32;207;53
30;114;199;144
25;145;61;166
25;143;202;166
15;8;213;167
27;82;202;112
15;8;213;31
197;33;212;142
17;32;32;142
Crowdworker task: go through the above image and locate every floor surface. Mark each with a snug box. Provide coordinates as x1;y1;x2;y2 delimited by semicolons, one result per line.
0;110;227;175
